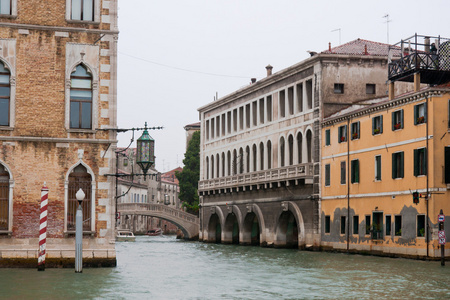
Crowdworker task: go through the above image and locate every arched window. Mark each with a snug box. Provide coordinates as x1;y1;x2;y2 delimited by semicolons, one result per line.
70;65;92;129
216;153;220;178
252;144;257;172
0;61;10;127
227;151;231;176
0;164;10;230
68;165;92;231
239;148;244;174
267;141;272;169
306;130;312;163
288;135;294;165
280;137;285;167
206;156;209;179
297;132;303;164
221;153;225;177
245;146;250;173
211;155;214;179
232;149;237;175
259;142;264;170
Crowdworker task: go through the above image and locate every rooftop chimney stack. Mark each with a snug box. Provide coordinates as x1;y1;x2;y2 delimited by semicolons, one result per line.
251;78;256;84
266;65;273;77
329;42;331;51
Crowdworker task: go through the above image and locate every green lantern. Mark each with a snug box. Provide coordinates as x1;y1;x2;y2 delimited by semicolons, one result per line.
136;122;155;179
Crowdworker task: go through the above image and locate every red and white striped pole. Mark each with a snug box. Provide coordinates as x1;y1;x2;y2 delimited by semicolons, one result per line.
38;183;49;271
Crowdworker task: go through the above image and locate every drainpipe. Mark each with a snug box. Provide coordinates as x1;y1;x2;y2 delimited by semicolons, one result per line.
426;95;429;257
347;118;350;252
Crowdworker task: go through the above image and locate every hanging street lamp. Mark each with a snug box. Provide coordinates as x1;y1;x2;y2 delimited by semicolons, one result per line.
136;122;155;180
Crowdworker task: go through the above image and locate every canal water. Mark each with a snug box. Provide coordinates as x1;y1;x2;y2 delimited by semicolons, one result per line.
1;235;450;299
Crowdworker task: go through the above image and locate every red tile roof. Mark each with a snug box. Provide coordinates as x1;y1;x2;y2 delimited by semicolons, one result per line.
321;38;401;57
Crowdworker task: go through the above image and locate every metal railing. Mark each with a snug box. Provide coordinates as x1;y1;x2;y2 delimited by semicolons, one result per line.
198;163;313;191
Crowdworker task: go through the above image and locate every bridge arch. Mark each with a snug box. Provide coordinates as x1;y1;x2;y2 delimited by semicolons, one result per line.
241;204;266;246
273;201;305;248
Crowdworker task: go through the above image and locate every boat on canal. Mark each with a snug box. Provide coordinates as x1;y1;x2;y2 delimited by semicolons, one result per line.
146;228;162;236
116;230;136;242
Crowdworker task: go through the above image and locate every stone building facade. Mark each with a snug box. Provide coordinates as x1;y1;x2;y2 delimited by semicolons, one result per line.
197;39;413;248
0;0;118;267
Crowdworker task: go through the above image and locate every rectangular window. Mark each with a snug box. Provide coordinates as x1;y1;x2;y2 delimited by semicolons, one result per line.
325;164;330;186
288;86;294;115
325;129;330;146
259;98;264;124
245;104;251;128
239;107;244;130
372;115;383;135
340;161;346;184
366;83;376;94
325;216;330;233
0;0;11;15
351;121;360;140
372;212;383;240
216;117;220;137
395;215;402;236
417;215;425;237
392;151;404;179
211;119;215;138
446;147;450;184
334;83;344;94
233;109;237;132
227;111;231;133
306;79;313;110
71;0;94;21
279;90;286;118
252;101;257;126
414;103;426;125
375;155;381;181
338;125;347;143
385;215;391;236
365;215;371;235
414;148;427;176
296;83;303;113
0;98;9;126
266;96;272;122
340;216;346;234
351;159;359;183
392;109;404;131
353;215;359;235
205;120;210;140
221;113;226;136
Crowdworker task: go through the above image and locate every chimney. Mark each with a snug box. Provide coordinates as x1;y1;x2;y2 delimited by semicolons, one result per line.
364;45;368;55
329;42;331;51
266;64;273;77
251;78;256;84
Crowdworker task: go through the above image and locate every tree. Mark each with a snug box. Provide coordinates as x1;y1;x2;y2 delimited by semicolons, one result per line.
176;131;200;215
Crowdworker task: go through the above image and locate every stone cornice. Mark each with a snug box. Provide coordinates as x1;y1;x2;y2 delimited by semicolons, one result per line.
0;22;119;35
322;88;449;126
0;136;117;144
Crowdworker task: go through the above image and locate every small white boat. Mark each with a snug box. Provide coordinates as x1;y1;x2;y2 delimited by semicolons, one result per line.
116;230;136;242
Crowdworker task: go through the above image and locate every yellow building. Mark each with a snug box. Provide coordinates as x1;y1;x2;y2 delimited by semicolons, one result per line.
321;83;450;258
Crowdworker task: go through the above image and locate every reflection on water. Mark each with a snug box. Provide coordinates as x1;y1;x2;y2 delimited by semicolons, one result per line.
1;235;450;299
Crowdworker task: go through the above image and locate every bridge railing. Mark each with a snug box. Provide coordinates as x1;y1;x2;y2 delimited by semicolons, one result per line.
118;203;199;224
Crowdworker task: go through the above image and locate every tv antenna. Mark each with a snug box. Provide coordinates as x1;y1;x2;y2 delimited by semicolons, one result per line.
331;28;341;45
383;14;391;44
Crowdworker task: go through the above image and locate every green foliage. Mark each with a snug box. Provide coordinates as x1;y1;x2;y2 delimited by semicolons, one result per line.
176;131;200;215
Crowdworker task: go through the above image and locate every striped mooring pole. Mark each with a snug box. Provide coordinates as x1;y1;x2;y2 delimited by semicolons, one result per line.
38;183;49;271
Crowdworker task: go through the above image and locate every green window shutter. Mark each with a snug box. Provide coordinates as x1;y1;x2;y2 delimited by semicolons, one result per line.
400;110;404;129
380;115;383;133
391;111;395;131
344;125;348;141
414;105;418;125
357;122;360;137
392;153;397;179
372;117;375;135
325;164;330;186
376;156;381;180
325;130;330;146
355;160;359;183
414;149;419;176
399;152;404;178
424;103;427;123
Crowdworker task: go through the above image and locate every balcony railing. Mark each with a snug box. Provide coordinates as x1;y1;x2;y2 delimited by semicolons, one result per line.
198;163;313;192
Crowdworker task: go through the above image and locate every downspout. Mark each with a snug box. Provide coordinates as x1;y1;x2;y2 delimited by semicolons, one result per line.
426;94;429;257
347;118;350;252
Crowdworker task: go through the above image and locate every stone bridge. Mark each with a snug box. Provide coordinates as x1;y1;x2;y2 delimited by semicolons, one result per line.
117;203;200;240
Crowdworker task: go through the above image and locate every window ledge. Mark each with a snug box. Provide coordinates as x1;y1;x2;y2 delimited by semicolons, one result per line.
67;129;96;134
64;231;95;237
0;126;14;131
0;14;17;19
0;230;12;236
66;19;100;25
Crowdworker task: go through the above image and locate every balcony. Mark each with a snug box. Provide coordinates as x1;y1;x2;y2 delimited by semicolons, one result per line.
388;34;450;85
198;163;313;194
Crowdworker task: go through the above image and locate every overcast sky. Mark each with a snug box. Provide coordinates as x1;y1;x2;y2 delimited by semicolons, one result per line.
117;0;450;172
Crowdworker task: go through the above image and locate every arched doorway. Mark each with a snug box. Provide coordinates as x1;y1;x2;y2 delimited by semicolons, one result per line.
0;164;10;230
275;210;298;248
243;212;260;246
68;164;92;231
208;214;222;243
224;213;239;244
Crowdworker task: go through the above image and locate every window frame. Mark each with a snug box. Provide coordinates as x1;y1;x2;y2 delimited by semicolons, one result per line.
353;215;359;235
414;147;427;177
69;65;93;129
394;215;402;236
324;216;331;234
340;216;346;235
351;121;360;140
66;0;100;23
392;109;404;131
375;155;382;181
417;214;426;237
385;215;392;236
0;61;10;127
334;83;344;94
325;164;331;187
338;125;347;143
351;159;359;184
372;115;383;135
366;83;376;95
325;129;330;146
414;102;426;125
0;0;17;18
340;161;346;184
365;215;371;235
392;151;404;179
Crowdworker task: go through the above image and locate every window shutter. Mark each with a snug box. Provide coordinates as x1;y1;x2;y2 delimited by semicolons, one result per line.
414;105;418;125
424;103;427;123
446;147;450;183
355;160;359;183
326;130;330;146
380;115;383;133
344;125;348;141
338;128;341;143
400;110;404;129
391;111;395;131
414;149;418;176
357;122;360;136
399;152;404;178
376;156;381;180
372;118;375;135
392;153;396;179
